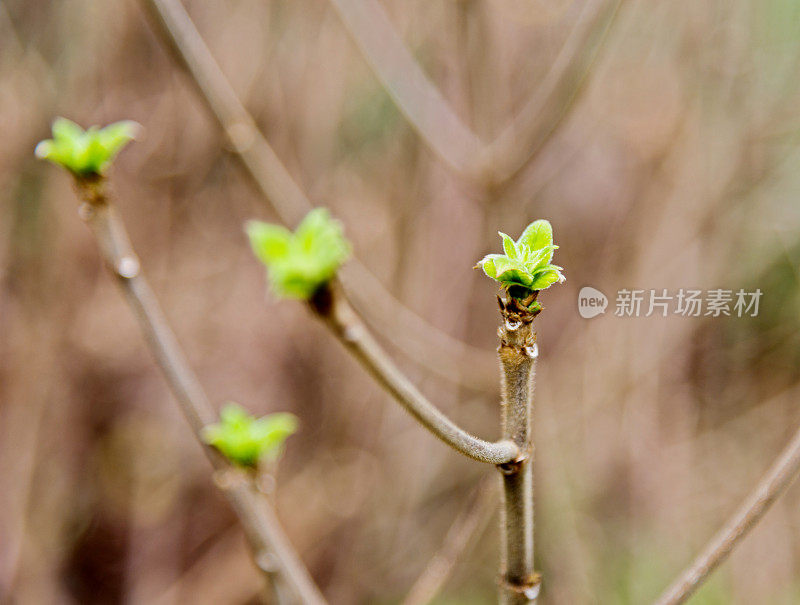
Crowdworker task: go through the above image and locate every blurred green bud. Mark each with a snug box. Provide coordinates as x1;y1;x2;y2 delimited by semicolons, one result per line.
202;403;298;469
35;117;140;177
246;208;352;299
477;219;565;300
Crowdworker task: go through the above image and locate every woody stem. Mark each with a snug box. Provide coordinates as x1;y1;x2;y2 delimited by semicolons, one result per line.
497;297;540;604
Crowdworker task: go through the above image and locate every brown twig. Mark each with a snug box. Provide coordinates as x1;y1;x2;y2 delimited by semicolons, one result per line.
72;177;326;605
496;295;540;604
654;422;800;605
308;282;518;465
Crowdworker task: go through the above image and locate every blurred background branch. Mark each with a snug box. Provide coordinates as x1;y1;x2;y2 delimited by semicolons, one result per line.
403;479;496;605
655;415;800;604
479;0;622;185
329;0;486;177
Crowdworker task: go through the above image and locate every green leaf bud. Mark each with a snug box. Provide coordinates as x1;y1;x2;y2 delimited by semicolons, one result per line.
477;219;565;301
202;403;298;468
35;117;140;177
246;208;351;300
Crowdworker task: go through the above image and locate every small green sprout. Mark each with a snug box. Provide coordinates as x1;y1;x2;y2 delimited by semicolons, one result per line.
202;403;298;469
246;208;351;299
35;117;140;177
477;219;565;304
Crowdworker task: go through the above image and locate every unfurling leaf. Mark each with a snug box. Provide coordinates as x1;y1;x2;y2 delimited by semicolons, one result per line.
529;269;562;290
476;219;565;300
517;219;553;252
202;403;298;468
246;222;292;265
246;208;351;300
500;232;518;259
35;117;140;176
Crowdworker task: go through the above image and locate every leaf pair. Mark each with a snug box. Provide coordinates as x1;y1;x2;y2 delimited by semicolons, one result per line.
247;208;352;299
35;118;140;177
477;219;565;296
202;403;298;469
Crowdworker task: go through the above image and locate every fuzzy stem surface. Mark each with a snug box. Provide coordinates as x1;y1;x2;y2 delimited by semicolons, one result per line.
497;296;540;604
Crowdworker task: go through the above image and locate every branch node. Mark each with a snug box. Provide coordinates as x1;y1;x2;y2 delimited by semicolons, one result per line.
73;174;107;207
497;444;532;475
256;550;279;573
497;459;523;476
524;343;539;359
116;255;141;279
499;572;542;600
342;325;362;344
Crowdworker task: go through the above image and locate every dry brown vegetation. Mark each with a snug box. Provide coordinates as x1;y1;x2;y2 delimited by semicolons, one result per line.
3;0;800;603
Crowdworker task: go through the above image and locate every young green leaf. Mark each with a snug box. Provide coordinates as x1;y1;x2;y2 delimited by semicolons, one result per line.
492;257;533;287
529;269;562;290
202;403;298;468
247;208;351;300
477;219;565;300
517;219;553;252
35;117;140;177
246;222;293;265
477;254;503;279
500;232;518;259
525;244;556;272
52;117;85;142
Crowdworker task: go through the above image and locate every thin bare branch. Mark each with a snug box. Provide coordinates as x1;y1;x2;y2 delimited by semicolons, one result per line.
496;298;540;604
137;0;496;390
141;0;619;193
654;420;800;605
328;0;485;176
309;282;518;465
402;480;495;605
347;269;497;391
327;0;620;186
72;178;326;605
137;0;309;225
479;0;622;184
